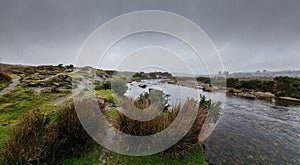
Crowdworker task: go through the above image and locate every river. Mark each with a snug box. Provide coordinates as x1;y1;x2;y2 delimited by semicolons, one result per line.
125;79;300;164
204;96;300;164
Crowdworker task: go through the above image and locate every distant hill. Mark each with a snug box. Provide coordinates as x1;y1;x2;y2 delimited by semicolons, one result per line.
1;63;299;78
175;70;300;78
228;70;300;78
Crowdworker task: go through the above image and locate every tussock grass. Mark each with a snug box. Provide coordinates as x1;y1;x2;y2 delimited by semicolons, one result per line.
0;110;56;164
0;100;96;164
111;96;208;159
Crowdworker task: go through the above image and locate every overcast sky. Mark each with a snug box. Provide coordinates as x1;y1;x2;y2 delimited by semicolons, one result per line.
0;0;299;73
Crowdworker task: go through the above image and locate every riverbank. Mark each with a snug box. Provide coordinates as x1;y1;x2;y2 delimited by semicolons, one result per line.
0;64;209;164
176;76;300;105
227;88;300;105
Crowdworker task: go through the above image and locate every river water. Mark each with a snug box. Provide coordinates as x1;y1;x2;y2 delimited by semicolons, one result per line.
125;79;300;164
204;96;300;164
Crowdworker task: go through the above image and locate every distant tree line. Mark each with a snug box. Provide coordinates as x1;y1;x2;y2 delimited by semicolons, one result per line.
132;72;173;80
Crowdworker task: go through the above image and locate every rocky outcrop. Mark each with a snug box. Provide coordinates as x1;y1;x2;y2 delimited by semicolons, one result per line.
203;85;213;92
276;97;300;104
139;84;147;89
228;89;275;101
235;93;256;100
251;91;275;100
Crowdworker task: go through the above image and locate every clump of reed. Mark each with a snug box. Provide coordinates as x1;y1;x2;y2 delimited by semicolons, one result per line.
112;94;209;159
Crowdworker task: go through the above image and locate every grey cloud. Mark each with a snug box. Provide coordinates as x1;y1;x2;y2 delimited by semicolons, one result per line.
0;0;299;73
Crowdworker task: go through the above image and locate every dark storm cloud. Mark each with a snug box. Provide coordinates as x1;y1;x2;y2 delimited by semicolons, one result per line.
0;0;299;73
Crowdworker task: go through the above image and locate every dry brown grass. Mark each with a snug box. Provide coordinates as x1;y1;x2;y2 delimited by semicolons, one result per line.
113;97;174;136
162;104;208;159
53;100;95;160
0;70;12;82
112;97;208;159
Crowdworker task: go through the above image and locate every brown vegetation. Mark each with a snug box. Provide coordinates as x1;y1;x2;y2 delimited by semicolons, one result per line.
112;97;208;159
0;70;12;82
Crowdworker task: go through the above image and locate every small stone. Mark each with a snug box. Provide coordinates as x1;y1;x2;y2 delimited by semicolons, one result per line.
2;123;8;126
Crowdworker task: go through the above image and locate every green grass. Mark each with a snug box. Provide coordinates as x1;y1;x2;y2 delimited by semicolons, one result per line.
9;74;19;79
0;86;68;146
60;146;102;165
95;90;113;101
61;144;207;165
95;89;122;107
0;81;10;91
105;108;119;121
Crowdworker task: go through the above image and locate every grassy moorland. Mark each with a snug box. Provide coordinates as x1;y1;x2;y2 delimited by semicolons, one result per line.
0;64;210;164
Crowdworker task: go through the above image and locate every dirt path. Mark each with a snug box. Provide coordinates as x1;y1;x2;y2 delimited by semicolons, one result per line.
53;68;96;105
0;78;20;96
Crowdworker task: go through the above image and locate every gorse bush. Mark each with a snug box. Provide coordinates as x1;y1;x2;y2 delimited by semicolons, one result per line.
0;101;96;164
